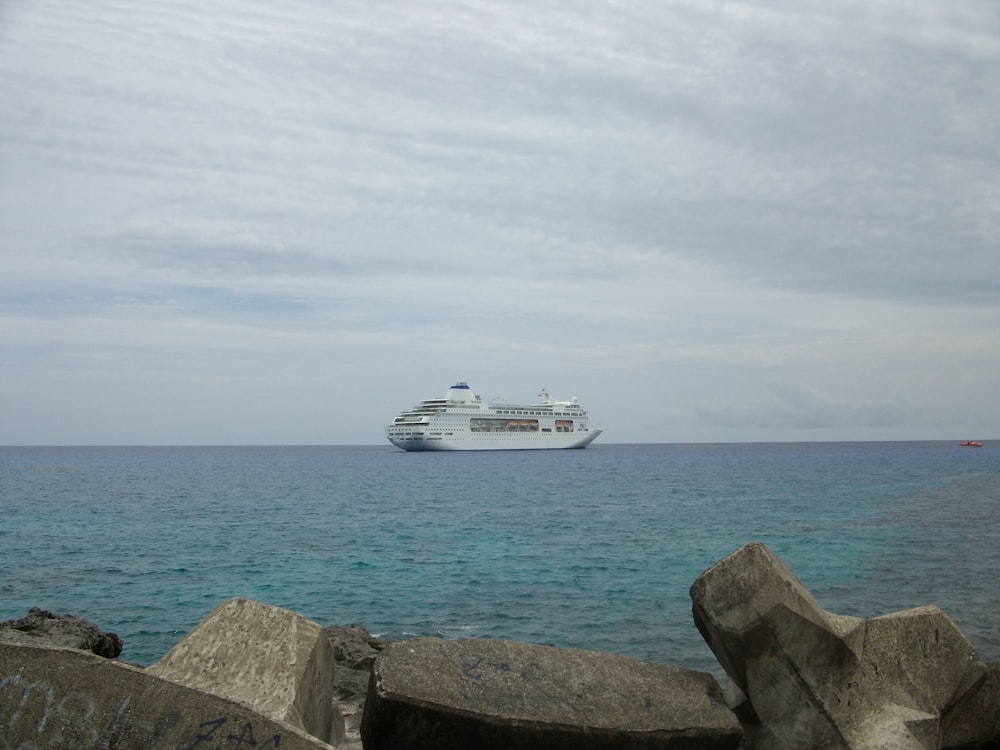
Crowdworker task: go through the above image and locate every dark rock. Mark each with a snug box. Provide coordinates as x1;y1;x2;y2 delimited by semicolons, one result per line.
0;607;123;658
324;623;388;745
325;623;388;671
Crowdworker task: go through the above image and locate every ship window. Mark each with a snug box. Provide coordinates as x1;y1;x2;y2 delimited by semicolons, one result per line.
470;418;540;433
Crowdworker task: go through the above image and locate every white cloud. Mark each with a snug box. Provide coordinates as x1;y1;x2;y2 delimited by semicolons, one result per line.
2;0;999;444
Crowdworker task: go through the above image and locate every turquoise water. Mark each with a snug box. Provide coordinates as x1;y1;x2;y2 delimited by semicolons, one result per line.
1;442;997;672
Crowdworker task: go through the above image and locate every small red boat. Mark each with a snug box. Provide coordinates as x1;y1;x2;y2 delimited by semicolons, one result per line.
958;440;983;447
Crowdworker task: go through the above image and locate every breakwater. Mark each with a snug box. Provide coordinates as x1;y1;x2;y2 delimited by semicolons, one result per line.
2;543;997;749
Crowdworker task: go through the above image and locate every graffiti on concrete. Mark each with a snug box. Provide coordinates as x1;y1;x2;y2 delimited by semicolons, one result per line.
182;716;282;749
0;674;283;749
460;657;543;682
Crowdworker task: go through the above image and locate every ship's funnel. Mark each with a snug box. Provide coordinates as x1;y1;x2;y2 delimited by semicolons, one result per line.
446;382;479;403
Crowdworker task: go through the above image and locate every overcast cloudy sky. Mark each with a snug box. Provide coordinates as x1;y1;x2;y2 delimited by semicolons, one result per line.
2;0;998;445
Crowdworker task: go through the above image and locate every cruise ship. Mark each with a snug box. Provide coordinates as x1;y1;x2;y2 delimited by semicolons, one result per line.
386;382;603;451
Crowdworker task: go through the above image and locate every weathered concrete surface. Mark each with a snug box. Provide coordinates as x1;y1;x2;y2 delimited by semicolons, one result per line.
148;598;337;744
941;660;1000;750
690;542;988;750
361;636;741;750
0;642;334;749
0;607;123;658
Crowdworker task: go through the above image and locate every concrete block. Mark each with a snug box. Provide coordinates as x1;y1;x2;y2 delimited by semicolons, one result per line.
690;542;988;750
361;636;741;750
148;598;336;744
941;660;1000;749
0;642;334;749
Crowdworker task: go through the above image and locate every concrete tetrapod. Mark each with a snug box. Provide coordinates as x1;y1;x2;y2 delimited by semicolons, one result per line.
690;542;988;750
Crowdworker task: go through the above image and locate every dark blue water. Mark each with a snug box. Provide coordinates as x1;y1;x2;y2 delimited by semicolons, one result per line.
1;442;997;672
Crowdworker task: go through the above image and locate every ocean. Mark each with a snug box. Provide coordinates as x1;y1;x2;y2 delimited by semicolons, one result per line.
1;442;997;674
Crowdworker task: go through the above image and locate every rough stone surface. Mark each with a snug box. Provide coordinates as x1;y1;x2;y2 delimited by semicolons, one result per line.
0;642;335;749
361;636;741;750
0;607;123;658
325;623;388;672
690;542;988;750
324;623;387;747
148;598;337;745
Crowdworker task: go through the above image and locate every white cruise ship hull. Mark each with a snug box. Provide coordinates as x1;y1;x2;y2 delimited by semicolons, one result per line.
387;428;602;451
386;382;602;452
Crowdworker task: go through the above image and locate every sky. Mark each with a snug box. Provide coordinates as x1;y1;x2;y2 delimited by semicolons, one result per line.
1;0;998;445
